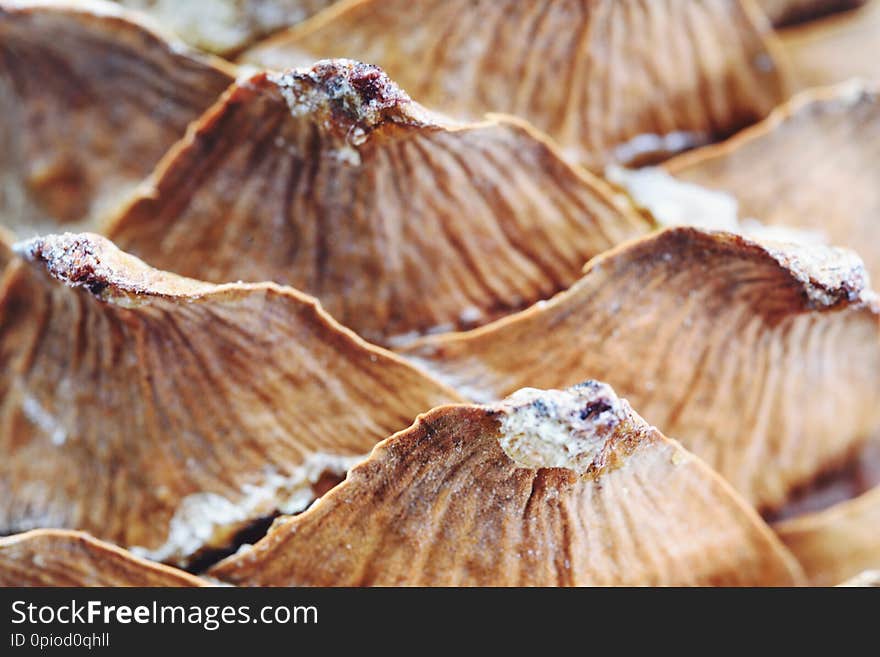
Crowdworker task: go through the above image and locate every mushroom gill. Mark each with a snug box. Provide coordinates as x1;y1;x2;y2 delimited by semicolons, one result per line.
0;0;235;237
105;59;648;345
241;0;788;171
210;382;804;586
0;529;208;586
401;227;880;512
0;232;461;565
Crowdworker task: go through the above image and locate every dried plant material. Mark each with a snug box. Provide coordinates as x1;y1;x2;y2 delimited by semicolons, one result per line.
0;233;461;565
0;227;11;270
0;0;235;238
242;0;787;171
210;382;804;586
402;227;880;511
777;0;880;89
117;0;338;55
838;570;880;586
106;60;647;345
666;82;880;281
0;529;207;586
757;0;867;25
775;484;880;585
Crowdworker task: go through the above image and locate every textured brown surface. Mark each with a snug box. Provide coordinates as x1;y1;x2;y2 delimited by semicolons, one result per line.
211;382;804;586
776;484;880;585
118;0;338;54
243;0;787;171
778;0;880;89
0;0;235;238
403;227;880;511
0;529;207;586
0;233;461;564
666;82;880;282
756;0;867;25
107;60;647;345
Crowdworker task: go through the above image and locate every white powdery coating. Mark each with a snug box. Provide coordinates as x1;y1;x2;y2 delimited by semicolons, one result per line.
606;165;740;231
495;384;625;474
131;452;366;565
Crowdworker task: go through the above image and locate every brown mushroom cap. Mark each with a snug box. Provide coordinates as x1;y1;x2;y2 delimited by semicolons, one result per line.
0;0;235;237
402;227;880;512
0;232;461;565
210;382;804;586
105;60;647;345
242;0;787;171
775;484;880;585
0;529;208;586
777;0;880;90
117;0;338;55
666;82;880;282
756;0;867;26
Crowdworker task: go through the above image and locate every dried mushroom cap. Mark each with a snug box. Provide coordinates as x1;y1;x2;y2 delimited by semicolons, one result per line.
775;484;880;586
756;0;867;25
838;570;880;586
0;529;207;586
242;0;787;171
777;0;880;90
0;232;462;565
117;0;338;54
0;227;11;270
210;382;804;586
0;0;235;238
666;82;880;282
402;227;880;511
105;60;647;345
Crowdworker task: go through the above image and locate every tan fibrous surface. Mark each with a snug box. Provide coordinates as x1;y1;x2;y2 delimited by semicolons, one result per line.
210;382;804;587
775;484;880;585
117;0;338;55
0;529;207;586
242;0;788;172
0;0;235;238
106;60;648;345
756;0;867;25
0;233;462;565
402;227;880;512
666;82;880;283
777;0;880;90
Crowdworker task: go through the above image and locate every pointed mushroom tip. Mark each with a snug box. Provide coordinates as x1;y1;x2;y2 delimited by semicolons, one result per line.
14;232;119;292
270;58;414;134
490;382;631;474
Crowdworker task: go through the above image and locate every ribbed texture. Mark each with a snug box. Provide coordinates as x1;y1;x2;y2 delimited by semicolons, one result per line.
0;234;460;561
668;82;880;283
244;0;787;170
107;67;647;345
0;0;234;237
0;530;206;586
211;385;803;586
402;228;880;511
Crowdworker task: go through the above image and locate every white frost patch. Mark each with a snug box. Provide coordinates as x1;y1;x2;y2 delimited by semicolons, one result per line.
612;131;707;166
21;394;67;446
606;165;740;231
495;384;625;474
131;452;365;565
